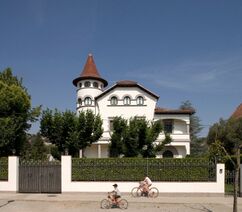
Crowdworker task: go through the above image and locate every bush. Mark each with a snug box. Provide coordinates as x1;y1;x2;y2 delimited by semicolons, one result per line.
0;157;8;180
72;158;216;182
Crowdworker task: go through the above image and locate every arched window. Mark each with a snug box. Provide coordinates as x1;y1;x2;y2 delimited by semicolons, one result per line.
84;81;91;87
136;96;144;105
123;96;131;105
79;82;82;88
93;82;98;88
110;96;118;105
78;98;82;105
163;150;174;158
84;97;92;106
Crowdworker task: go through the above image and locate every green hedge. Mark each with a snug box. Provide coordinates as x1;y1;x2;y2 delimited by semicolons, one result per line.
72;158;216;182
0;157;8;181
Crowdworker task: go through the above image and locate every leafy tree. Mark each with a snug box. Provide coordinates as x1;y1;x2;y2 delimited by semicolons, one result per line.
0;68;40;156
179;100;204;156
21;133;48;160
206;117;242;212
109;117;168;158
109;117;128;157
40;109;103;157
226;118;242;212
207;118;235;154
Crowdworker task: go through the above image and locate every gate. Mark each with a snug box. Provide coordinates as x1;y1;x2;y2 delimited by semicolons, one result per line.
19;160;61;193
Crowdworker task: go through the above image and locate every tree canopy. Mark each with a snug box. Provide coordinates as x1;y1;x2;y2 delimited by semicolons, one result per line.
109;117;170;158
179;100;205;156
0;68;40;156
40;109;103;157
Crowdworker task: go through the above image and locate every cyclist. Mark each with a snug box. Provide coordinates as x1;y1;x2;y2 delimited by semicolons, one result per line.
141;176;152;196
108;184;121;207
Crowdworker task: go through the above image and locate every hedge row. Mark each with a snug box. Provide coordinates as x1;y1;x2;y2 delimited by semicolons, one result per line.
0;157;8;181
72;158;216;182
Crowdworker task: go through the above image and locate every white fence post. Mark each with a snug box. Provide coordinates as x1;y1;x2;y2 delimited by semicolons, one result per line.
217;163;225;193
61;155;72;192
0;156;19;192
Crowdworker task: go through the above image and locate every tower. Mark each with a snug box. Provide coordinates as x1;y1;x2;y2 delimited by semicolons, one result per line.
72;54;108;114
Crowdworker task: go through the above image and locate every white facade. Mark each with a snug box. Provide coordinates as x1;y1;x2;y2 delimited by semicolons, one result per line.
73;54;194;158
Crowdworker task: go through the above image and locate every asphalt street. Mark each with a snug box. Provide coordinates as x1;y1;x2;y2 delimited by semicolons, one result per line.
0;192;242;212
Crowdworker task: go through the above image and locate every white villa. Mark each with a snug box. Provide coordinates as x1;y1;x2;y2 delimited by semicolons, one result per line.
73;54;194;158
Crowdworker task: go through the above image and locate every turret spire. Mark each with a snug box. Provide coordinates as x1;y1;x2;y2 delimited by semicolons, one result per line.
73;54;108;87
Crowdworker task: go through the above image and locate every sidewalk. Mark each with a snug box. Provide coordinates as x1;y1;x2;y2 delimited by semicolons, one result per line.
1;192;242;205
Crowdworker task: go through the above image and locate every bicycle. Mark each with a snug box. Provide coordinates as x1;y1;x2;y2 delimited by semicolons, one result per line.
131;184;159;198
100;193;128;209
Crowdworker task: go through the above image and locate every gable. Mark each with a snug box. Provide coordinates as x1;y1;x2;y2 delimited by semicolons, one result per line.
95;80;159;101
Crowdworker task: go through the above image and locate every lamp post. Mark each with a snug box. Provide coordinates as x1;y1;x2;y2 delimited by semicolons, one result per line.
142;145;148;176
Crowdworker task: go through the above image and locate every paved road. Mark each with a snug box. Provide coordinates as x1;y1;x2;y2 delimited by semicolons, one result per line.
0;193;241;212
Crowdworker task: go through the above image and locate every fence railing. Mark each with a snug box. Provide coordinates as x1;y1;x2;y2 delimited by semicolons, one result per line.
72;158;216;182
0;157;8;181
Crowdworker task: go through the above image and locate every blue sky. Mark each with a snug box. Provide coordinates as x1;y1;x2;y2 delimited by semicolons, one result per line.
0;0;242;136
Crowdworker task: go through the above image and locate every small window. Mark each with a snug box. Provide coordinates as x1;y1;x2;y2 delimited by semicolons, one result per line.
109;120;114;131
78;98;82;105
123;96;131;105
93;82;98;88
79;83;82;88
163;119;173;134
110;96;118;105
136;96;144;105
84;97;92;106
84;81;91;87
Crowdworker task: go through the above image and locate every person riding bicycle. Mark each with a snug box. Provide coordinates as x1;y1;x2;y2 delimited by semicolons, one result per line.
108;184;121;206
141;176;152;196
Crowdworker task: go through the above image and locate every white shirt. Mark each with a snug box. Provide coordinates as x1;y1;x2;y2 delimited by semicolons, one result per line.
144;177;152;185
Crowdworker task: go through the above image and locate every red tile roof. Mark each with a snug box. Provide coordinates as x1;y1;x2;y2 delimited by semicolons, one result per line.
155;107;195;115
231;103;242;119
73;54;108;87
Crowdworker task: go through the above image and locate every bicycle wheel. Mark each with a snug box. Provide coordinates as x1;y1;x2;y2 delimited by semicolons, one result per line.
100;199;111;209
149;187;159;198
131;187;142;197
118;199;128;209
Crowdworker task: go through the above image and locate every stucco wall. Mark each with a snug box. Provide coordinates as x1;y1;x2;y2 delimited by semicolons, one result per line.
61;156;225;193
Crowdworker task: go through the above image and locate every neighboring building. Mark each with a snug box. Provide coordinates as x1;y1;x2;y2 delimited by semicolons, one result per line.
231;103;242;119
73;54;195;158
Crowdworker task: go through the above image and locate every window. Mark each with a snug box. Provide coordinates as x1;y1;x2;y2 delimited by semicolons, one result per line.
79;82;82;88
163;150;174;158
136;96;144;105
78;98;82;105
84;81;91;87
163;119;173;134
123;96;131;105
93;82;98;88
84;97;92;106
109;119;114;131
110;96;118;105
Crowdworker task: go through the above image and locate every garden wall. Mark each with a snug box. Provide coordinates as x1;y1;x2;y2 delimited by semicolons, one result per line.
62;156;225;194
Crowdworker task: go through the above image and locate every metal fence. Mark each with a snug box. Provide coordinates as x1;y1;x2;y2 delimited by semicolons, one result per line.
225;170;239;195
72;158;216;182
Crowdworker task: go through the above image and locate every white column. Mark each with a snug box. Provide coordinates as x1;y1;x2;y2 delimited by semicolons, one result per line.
79;149;83;158
61;155;72;192
186;123;190;134
98;144;101;158
216;163;225;193
0;156;19;192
